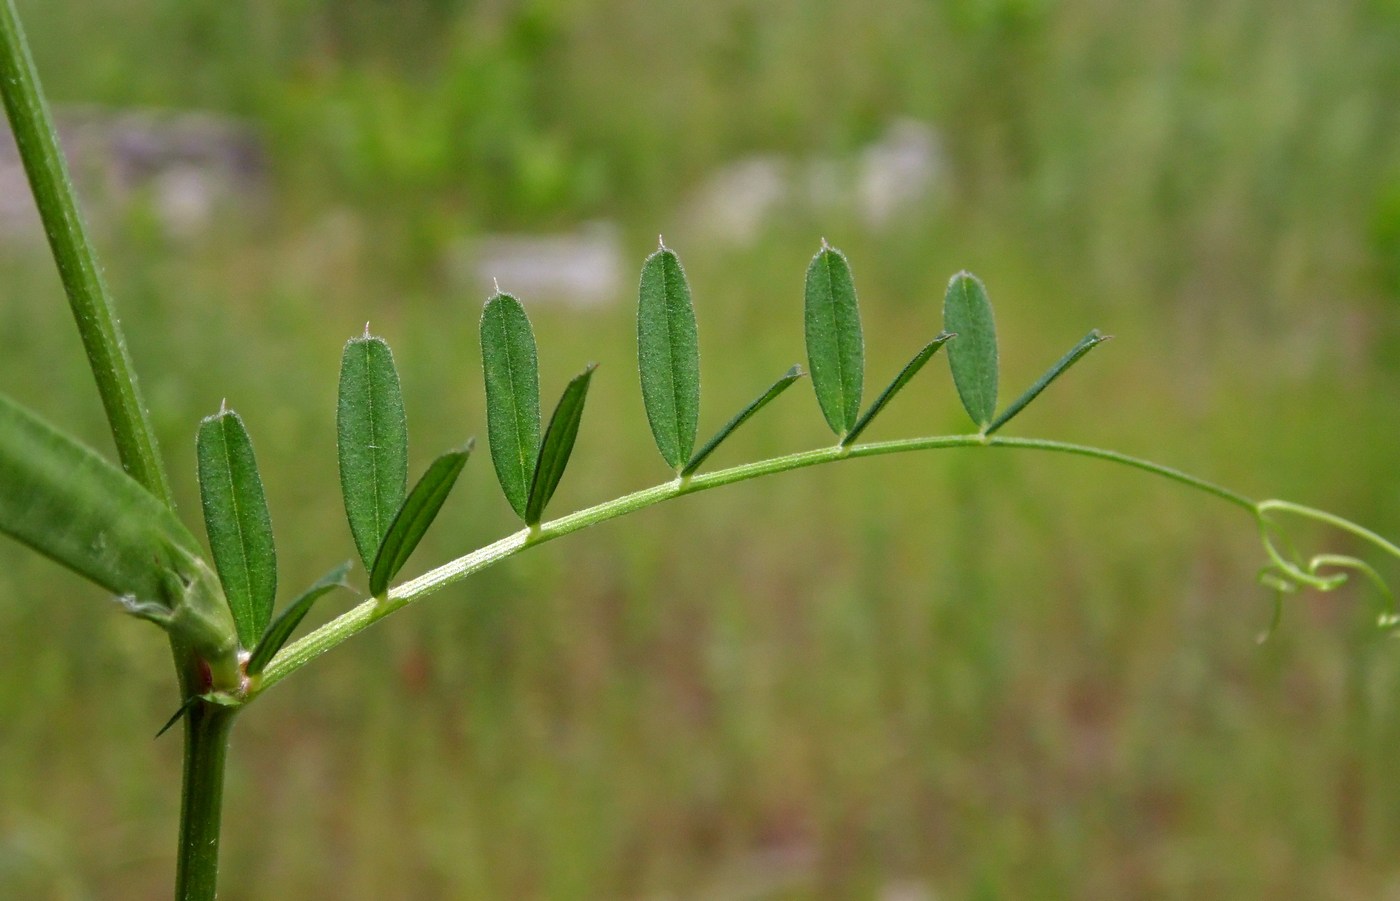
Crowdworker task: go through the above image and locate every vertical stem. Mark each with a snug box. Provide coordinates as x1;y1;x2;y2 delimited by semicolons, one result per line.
0;5;226;899
176;703;237;901
0;0;172;502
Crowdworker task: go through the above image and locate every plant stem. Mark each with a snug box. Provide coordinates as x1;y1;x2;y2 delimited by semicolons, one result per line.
0;6;222;899
0;0;172;503
253;434;1257;695
175;702;237;901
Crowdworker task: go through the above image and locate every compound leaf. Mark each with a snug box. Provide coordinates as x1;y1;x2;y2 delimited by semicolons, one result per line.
638;244;701;471
943;272;999;430
480;292;541;521
804;242;864;436
525;365;596;526
682;365;804;477
196;407;277;646
337;333;409;571
369;443;472;596
246;561;353;676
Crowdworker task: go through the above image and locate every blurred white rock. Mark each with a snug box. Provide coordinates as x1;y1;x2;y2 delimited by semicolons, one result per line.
857;118;945;227
683;155;792;244
685;118;945;245
878;879;938;901
451;221;624;309
450;119;944;310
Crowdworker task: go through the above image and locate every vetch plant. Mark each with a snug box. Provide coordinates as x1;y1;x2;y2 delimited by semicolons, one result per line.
2;5;1398;899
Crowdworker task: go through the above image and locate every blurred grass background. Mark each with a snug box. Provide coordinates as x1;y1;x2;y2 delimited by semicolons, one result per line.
3;0;1400;897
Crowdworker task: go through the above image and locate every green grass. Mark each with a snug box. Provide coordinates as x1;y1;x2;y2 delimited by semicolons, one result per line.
3;0;1400;897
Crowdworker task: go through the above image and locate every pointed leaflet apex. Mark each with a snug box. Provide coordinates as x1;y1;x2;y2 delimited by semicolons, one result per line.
682;365;804;477
481;292;542;520
369;444;472;596
804;243;864;436
638;246;701;471
337;335;409;570
985;330;1109;435
197;408;277;647
841;331;955;448
943;271;999;430
525;364;597;526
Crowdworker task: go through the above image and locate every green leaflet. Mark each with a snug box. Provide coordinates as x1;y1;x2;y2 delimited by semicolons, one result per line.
525;365;596;526
943;272;999;431
638;244;701;471
480;292;542;521
337;333;409;571
369;444;472;596
841;332;955;448
0;393;240;687
246;561;352;676
196;407;277;647
0;391;203;603
986;330;1109;436
804;242;864;437
682;365;804;477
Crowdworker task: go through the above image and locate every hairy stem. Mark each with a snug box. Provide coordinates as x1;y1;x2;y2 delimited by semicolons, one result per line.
253;434;1256;695
0;0;172;502
0;6;222;899
175;703;237;901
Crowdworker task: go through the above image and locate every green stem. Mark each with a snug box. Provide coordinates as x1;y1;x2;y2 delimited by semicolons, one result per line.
0;0;172;503
175;703;236;901
1257;499;1400;563
252;434;1256;696
0;6;221;899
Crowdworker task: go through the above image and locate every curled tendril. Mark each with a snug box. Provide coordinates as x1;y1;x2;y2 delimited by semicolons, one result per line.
1254;499;1400;642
